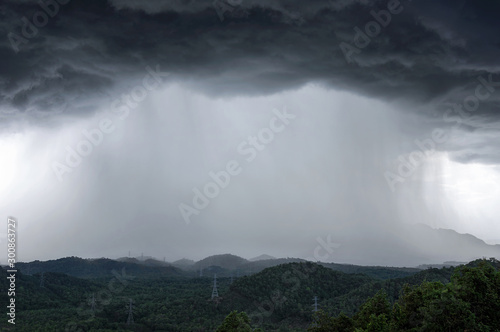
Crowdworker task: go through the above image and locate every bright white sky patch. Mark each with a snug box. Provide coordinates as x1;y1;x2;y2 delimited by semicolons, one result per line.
0;137;19;199
417;151;500;244
440;156;500;243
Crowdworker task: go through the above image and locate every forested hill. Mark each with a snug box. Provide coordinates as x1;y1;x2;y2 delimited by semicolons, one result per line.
14;255;423;280
16;256;184;279
215;262;459;329
186;254;421;279
194;254;249;270
317;262;420;280
219;262;374;328
3;258;498;331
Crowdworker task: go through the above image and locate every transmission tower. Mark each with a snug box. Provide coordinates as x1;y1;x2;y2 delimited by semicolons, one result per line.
211;274;219;299
90;293;96;314
39;272;45;288
312;296;319;312
230;272;233;284
199;267;203;277
310;296;320;328
126;298;134;325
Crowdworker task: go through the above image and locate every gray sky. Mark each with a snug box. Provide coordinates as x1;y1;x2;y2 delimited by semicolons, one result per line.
1;0;499;266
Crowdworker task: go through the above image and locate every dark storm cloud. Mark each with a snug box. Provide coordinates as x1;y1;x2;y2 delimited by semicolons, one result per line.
1;0;499;156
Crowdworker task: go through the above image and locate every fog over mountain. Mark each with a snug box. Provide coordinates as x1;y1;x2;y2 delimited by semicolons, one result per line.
1;0;499;266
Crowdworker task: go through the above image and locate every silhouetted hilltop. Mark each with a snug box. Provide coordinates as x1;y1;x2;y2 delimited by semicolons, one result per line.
249;254;276;261
17;256;183;278
193;254;249;270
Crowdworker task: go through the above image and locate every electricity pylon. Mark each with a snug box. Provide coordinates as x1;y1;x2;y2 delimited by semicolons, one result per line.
312;296;319;312
126;298;134;325
211;274;219;299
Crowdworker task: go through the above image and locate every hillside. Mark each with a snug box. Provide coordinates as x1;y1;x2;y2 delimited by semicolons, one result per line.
4;257;498;331
249;254;277;262
172;258;196;267
193;254;249;270
217;262;375;329
318;262;421;280
17;256;184;279
309;258;500;331
174;255;422;281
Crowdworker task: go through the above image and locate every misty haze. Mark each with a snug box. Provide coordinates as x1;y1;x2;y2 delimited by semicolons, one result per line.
1;0;499;331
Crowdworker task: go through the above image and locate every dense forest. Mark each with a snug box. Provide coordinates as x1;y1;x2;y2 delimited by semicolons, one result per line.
308;258;500;331
0;257;498;331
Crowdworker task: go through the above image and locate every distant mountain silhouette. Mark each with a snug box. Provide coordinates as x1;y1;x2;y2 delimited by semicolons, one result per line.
297;223;500;267
17;256;183;278
249;254;276;261
171;258;195;267
193;254;248;270
13;226;499;280
116;257;141;264
116;257;169;267
403;224;500;264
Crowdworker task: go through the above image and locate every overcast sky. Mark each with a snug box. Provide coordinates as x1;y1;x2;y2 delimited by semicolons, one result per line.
1;0;499;266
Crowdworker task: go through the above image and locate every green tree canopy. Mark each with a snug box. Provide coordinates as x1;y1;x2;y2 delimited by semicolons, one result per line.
216;311;253;332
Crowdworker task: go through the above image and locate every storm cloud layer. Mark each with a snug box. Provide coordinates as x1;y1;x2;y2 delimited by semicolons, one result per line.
1;0;499;161
1;3;498;105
